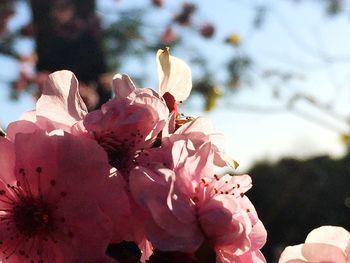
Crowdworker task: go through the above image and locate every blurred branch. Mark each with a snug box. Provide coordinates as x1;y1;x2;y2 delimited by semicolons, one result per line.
224;102;286;114
0;33;18;58
223;96;348;134
289;107;346;134
288;93;350;125
270;4;330;60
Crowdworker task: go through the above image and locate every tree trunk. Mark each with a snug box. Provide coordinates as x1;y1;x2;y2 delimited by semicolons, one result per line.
29;0;111;108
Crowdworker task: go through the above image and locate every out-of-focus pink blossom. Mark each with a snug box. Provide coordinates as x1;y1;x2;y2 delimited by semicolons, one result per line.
161;26;176;45
13;53;37;94
0;130;130;262
199;23;215;38
130;139;266;262
152;0;163;8
279;226;350;263
173;3;196;25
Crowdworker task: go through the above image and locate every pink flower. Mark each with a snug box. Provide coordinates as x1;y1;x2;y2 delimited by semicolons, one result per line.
134;116;238;175
130;139;266;262
75;73;169;174
71;73;170;261
21;51;193;260
0;130;129;262
15;69;169;175
161;116;239;169
279;226;350;263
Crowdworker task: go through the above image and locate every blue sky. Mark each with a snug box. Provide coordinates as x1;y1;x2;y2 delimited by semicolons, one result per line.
194;0;350;169
1;0;349;171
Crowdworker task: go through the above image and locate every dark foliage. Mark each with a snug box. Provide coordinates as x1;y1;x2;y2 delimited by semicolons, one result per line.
248;152;350;262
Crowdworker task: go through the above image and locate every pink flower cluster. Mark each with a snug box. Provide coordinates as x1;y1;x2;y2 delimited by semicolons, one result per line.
0;49;267;262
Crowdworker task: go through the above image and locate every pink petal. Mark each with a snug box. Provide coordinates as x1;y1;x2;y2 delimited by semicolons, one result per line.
248;219;267;251
145;217;203;252
59;197;113;262
36;70;87;127
130;167;191;236
98;173;131;243
167;189;197;224
171;140;191;169
161;111;177;138
183;142;215;181
6;120;41;141
216;248;267;263
139;238;154;263
113;73;136;98
302;243;347;263
234;250;267;263
169;117;234;169
0;138;16;185
199;196;241;246
130;167;203;250
0;130;121;261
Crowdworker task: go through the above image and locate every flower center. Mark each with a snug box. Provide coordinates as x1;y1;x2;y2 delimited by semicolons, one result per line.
13;197;54;237
106;146;130;170
94;131;136;171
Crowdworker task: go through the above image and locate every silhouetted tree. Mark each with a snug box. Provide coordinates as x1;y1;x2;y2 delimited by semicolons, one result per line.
248;153;350;262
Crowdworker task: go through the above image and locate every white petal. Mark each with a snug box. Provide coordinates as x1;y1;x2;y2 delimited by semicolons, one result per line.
157;48;192;102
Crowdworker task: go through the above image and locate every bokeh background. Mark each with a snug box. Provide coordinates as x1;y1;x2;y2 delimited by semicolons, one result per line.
0;0;349;262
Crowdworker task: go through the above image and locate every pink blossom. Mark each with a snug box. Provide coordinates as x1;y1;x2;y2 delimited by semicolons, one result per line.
161;116;239;168
134;115;237;173
15;69;168;176
71;73;169;261
20;65;175;260
160;26;177;45
279;226;350;263
74;73;169;174
130;140;266;262
0;130;130;262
